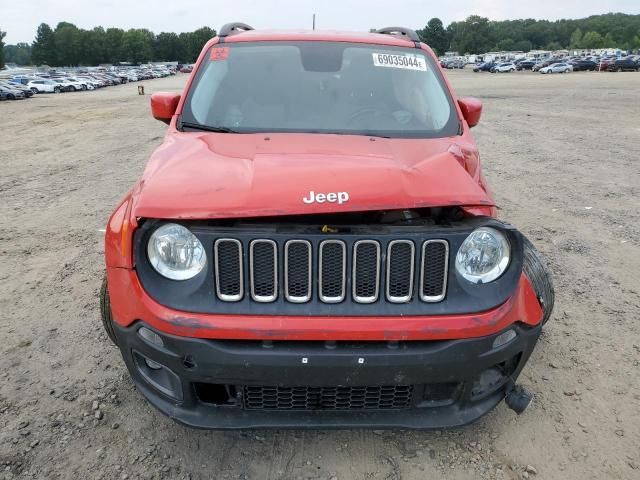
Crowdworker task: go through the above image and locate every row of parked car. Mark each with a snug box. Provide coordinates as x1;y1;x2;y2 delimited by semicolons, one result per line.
0;65;179;101
472;54;640;74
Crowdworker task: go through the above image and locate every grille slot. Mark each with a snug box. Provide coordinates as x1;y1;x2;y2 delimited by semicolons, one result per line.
386;240;415;303
284;240;312;303
243;385;414;410
318;240;346;303
214;239;243;301
353;240;381;303
420;240;449;302
250;240;277;302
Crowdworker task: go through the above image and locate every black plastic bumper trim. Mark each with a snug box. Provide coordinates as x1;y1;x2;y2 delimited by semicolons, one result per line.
114;321;541;429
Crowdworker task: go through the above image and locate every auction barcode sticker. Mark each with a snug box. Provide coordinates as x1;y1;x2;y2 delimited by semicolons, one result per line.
372;53;427;71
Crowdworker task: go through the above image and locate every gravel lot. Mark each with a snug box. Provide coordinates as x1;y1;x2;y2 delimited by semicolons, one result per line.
1;69;639;480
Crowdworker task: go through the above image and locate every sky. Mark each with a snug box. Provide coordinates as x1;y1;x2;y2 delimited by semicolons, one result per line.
3;0;639;44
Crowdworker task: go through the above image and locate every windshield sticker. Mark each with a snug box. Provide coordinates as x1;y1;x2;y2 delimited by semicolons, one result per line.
210;47;230;61
372;53;426;71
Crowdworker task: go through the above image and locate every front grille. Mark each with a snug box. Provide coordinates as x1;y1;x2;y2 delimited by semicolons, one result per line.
212;236;449;305
243;385;414;410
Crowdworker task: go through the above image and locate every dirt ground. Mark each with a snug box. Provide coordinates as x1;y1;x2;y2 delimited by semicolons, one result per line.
1;68;639;480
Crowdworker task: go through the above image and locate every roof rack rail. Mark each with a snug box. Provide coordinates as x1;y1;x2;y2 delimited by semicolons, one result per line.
375;27;421;45
219;22;255;38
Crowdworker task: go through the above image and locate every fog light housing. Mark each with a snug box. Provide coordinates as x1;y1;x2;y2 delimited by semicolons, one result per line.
493;329;517;348
133;351;183;401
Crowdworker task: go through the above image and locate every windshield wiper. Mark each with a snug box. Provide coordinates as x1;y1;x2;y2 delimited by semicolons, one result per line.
180;122;241;133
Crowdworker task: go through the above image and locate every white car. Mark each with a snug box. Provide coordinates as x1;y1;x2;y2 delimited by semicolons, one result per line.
493;62;516;73
27;79;62;94
66;76;94;90
76;76;102;89
51;78;84;92
540;63;573;74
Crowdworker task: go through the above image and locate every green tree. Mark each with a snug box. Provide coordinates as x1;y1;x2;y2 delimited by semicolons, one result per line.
449;16;493;54
419;18;449;56
3;43;32;65
582;31;605;49
154;32;182;61
104;28;125;64
122;28;154;63
512;40;532;52
496;38;515;51
54;22;82;66
545;41;563;51
31;23;56;65
0;29;5;69
81;27;107;65
569;28;583;48
185;27;216;62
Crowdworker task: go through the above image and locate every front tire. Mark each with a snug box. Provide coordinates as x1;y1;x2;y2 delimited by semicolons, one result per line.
522;238;555;326
100;276;118;345
54;87;60;94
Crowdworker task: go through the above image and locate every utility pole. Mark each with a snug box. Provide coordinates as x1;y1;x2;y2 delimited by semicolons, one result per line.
312;14;316;30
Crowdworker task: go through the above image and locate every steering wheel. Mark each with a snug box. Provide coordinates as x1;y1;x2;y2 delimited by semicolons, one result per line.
347;107;386;125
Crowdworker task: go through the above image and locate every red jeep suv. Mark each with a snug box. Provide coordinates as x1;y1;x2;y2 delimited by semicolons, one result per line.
101;23;554;429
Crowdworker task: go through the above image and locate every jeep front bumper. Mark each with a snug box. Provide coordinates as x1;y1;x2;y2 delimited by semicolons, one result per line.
114;320;541;429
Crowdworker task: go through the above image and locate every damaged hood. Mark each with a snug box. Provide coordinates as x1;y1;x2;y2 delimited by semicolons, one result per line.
132;131;493;219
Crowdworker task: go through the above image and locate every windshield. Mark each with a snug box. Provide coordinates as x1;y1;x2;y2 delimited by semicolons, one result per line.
181;42;459;138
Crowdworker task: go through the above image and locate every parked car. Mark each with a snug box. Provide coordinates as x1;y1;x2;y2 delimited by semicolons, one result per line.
27;79;62;94
571;60;598;71
611;56;640;72
532;58;562;72
0;80;34;97
49;78;81;92
9;75;31;85
492;62;516;73
66;76;94;90
473;62;494;72
516;60;536;70
443;59;465;69
597;57;618;71
0;85;26;100
180;65;193;73
76;76;103;89
539;63;572;74
101;23;555;430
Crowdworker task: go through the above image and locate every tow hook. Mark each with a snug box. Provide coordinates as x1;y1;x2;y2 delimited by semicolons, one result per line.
505;385;534;414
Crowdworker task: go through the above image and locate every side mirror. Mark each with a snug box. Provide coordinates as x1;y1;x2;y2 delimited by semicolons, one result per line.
457;97;482;128
150;92;181;124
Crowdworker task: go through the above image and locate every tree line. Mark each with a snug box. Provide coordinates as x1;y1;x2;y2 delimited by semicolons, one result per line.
419;13;640;56
2;13;640;68
1;22;216;67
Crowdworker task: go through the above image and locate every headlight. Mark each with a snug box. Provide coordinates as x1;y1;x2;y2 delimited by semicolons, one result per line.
147;223;206;280
455;227;510;284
